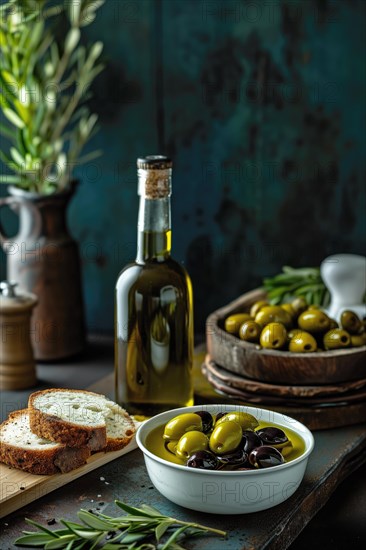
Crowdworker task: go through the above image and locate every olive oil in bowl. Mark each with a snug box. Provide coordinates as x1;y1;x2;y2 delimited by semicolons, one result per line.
145;421;305;466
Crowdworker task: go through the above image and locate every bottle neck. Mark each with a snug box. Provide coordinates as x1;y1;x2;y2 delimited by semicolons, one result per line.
136;196;172;263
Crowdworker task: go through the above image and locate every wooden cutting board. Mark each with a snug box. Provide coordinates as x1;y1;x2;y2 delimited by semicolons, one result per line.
0;437;138;519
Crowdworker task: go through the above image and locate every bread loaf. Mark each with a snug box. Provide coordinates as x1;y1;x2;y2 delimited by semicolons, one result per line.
0;410;90;475
29;389;135;451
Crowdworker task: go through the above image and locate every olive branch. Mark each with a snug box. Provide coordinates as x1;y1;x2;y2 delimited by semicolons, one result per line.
0;0;105;194
14;500;227;549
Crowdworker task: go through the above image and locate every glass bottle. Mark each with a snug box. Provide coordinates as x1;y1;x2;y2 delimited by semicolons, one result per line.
115;156;194;416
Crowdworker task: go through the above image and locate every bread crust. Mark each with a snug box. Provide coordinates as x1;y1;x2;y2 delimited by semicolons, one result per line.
0;410;91;475
104;414;136;452
28;389;107;451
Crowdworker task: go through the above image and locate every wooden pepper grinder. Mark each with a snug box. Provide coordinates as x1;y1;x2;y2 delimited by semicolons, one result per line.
0;281;38;390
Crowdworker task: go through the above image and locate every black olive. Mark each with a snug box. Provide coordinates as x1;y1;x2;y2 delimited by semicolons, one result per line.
256;427;288;446
195;411;213;433
217;449;248;466
241;430;263;454
186;450;219;470
249;446;285;468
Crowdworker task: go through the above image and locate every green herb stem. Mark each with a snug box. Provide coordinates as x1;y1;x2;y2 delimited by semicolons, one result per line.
172;519;227;537
14;500;227;549
0;0;105;193
263;266;330;306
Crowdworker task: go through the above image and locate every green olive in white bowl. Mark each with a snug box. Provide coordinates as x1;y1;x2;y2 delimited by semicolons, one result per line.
136;404;314;514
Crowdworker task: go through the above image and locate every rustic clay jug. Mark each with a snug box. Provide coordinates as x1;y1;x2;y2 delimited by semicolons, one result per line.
0;183;85;360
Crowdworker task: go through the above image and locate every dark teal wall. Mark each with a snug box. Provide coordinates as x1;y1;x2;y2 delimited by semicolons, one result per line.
1;0;366;334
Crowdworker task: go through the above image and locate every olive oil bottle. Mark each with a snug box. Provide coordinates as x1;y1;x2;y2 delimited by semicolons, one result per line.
115;156;194;416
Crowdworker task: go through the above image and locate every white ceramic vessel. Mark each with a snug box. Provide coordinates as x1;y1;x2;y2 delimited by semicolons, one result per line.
321;254;366;321
136;404;314;514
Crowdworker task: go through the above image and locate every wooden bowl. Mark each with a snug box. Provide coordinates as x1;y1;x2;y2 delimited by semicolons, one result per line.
206;289;366;385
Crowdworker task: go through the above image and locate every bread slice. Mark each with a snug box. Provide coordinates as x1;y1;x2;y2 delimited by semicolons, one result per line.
0;410;91;475
28;389;136;452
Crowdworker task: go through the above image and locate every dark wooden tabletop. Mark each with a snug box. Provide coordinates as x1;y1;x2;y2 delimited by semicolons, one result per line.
1;337;366;550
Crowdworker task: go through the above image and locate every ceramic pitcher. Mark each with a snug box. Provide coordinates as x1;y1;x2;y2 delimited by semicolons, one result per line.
0;184;85;360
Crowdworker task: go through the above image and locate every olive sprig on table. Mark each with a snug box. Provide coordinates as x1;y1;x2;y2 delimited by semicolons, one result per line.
15;500;227;549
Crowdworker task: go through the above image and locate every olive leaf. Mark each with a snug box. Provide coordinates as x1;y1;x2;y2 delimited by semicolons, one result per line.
14;500;227;548
263;266;331;306
0;0;105;193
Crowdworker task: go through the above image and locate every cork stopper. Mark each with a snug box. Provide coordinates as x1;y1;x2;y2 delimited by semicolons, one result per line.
137;155;172;199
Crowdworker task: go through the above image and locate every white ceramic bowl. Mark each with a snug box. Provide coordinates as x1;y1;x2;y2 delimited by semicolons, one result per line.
136;404;314;514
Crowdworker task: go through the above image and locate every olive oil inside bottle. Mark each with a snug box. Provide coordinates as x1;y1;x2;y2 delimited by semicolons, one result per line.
115;157;194;416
